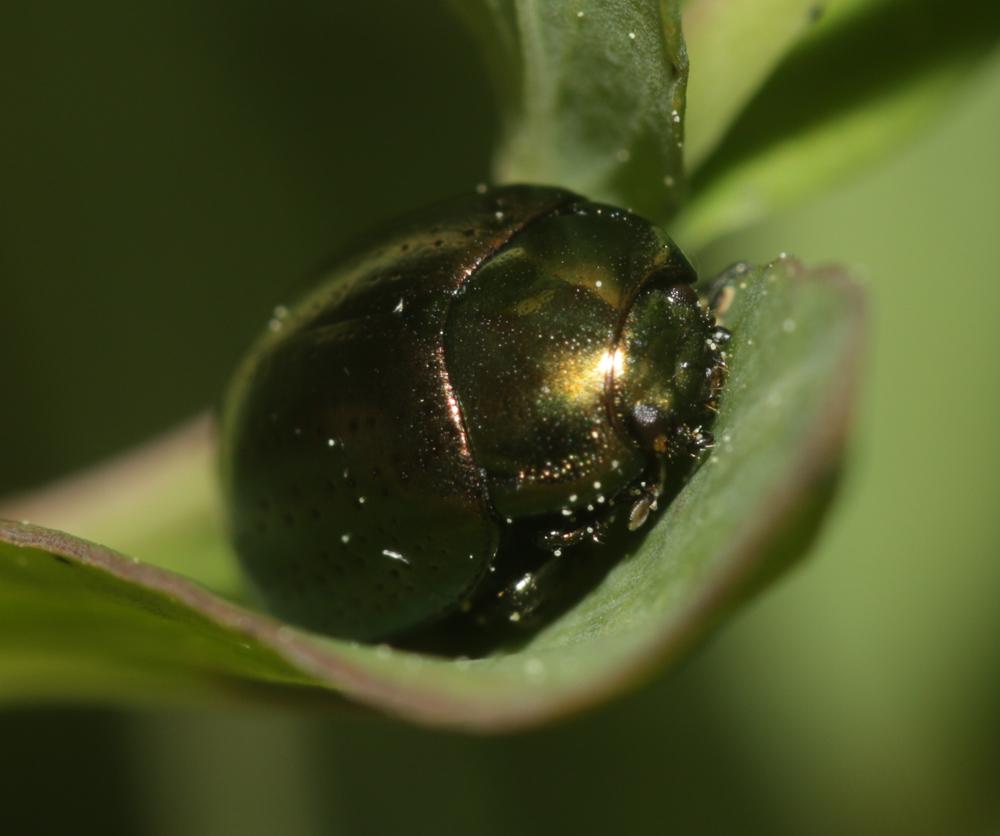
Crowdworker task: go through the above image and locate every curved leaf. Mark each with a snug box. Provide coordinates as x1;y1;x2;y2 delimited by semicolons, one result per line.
682;0;826;171
1;417;239;596
0;259;864;730
450;0;688;222
677;0;1000;246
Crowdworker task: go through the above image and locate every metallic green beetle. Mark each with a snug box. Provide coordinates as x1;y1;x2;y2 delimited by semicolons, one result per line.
220;185;727;644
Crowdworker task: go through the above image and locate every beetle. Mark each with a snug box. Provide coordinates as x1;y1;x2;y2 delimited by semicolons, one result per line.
219;184;728;645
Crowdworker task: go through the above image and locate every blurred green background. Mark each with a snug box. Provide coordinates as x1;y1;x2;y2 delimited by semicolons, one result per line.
2;2;997;834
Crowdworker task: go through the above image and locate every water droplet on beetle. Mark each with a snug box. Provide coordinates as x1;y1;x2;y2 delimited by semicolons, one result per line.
268;304;289;332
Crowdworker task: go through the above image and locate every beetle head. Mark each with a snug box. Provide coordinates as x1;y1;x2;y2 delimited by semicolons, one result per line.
612;275;725;462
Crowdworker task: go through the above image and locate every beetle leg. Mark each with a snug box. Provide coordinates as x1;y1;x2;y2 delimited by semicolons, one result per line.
490;515;619;628
539;514;615;552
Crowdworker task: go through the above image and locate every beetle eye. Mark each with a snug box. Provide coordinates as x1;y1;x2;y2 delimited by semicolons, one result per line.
614;273;722;462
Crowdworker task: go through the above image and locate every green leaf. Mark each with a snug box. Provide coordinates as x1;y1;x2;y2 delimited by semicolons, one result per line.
0;260;864;730
1;417;242;599
676;0;1000;247
449;0;688;222
682;0;826;171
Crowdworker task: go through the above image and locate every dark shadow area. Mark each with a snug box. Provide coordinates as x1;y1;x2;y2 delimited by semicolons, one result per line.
0;708;143;835
0;0;495;494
